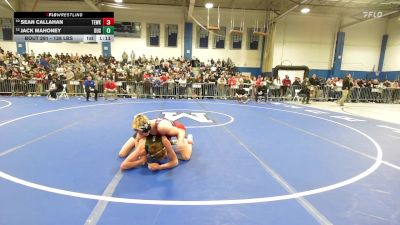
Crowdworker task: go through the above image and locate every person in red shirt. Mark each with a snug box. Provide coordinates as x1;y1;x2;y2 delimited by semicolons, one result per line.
255;75;263;88
104;77;118;100
33;68;45;95
227;75;237;98
282;75;292;97
143;71;151;80
160;72;168;83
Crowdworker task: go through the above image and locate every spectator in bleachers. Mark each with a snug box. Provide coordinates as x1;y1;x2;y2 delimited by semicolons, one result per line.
372;78;384;102
272;76;282;98
48;77;63;100
217;74;227;99
39;57;50;70
104;77;118;100
354;79;362;88
151;75;161;97
338;74;353;107
178;74;187;98
256;82;268;102
236;73;244;85
1;45;399;104
11;56;19;66
33;68;45;95
185;73;194;99
65;67;75;94
391;80;399;103
0;49;7;67
122;51;128;65
130;51;135;65
207;73;216;97
282;75;291;97
243;74;251;85
383;80;391;88
264;76;272;90
309;74;320;99
299;77;311;104
292;77;301;86
255;75;263;89
227;74;237;98
84;75;98;101
56;64;65;77
235;85;248;103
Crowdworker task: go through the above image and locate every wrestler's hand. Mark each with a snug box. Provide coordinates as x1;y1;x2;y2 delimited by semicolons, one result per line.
148;163;160;171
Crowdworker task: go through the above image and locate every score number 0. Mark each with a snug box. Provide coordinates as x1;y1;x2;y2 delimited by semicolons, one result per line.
102;18;114;35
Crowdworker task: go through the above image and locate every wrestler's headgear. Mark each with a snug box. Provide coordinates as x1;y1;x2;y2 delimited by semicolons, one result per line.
133;114;151;133
146;142;166;163
138;122;151;133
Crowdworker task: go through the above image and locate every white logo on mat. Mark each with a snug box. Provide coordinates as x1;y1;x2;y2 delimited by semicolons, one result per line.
162;112;213;123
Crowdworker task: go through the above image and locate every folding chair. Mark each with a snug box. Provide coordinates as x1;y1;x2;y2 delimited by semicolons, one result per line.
256;89;269;103
292;89;303;103
239;88;250;103
57;84;69;100
47;84;69;100
82;86;96;101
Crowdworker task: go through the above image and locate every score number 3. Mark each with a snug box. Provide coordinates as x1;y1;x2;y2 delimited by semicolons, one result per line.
102;18;114;26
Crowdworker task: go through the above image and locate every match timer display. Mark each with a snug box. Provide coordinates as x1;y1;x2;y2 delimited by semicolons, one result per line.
14;12;114;42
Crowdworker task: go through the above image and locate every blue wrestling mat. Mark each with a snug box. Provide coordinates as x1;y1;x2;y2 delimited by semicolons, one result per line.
0;97;399;225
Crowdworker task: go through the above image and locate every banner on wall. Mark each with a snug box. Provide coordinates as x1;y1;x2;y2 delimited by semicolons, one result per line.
1;18;13;40
274;65;309;82
114;22;141;38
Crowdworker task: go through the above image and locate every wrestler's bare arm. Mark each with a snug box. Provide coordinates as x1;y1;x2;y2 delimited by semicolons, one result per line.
156;120;185;142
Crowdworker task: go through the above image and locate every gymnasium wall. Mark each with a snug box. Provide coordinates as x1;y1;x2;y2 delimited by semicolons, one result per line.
0;5;13;18
0;1;398;80
272;14;391;80
273;14;338;70
382;16;400;80
111;4;184;61
2;1;184;60
190;8;264;69
341;19;386;72
0;2;264;69
0;2;14;52
0;41;16;52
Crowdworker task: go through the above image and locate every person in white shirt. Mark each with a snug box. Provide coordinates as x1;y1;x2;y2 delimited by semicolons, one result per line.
217;75;227;99
56;65;65;77
178;74;187;98
122;51;128;65
130;50;135;65
272;76;282;98
65;67;75;93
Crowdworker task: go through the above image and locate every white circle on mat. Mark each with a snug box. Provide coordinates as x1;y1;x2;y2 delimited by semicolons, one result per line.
0;100;12;110
0;101;383;205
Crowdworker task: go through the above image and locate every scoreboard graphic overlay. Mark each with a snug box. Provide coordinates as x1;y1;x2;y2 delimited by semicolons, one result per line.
14;12;114;42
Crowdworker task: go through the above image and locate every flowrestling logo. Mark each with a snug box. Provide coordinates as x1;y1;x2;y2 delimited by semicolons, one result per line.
140;109;234;128
162;112;213;123
363;11;383;18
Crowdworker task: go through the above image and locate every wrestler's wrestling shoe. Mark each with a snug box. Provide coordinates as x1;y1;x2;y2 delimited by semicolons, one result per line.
187;134;193;144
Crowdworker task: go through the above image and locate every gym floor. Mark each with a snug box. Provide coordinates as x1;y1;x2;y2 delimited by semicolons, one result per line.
0;97;399;225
